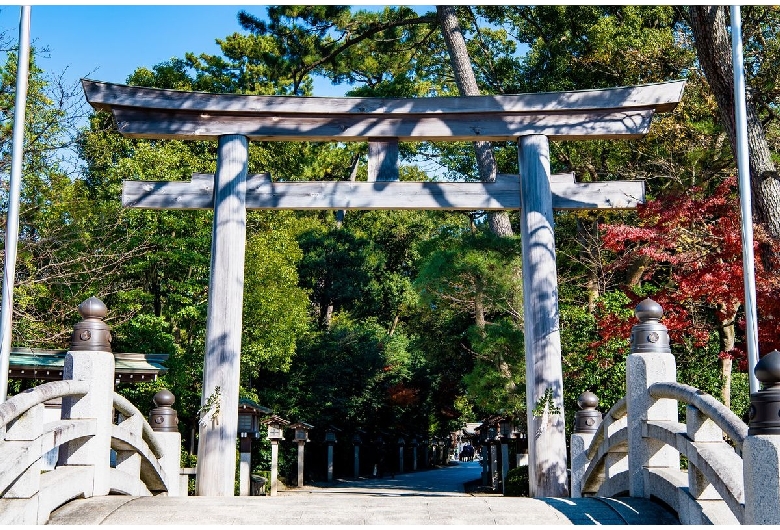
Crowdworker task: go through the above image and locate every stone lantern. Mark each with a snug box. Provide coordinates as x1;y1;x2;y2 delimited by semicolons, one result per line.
487;423;500;490
478;423;490;486
262;414;289;496
352;432;363;479
289;422;313;487
410;437;419;471
237;399;270;496
498;418;514;493
499;418;514;439
421;438;430;469
397;436;406;474
324;426;341;482
514;430;529;467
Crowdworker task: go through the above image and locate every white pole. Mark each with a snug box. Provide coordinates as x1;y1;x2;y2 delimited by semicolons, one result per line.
730;5;760;394
0;6;31;403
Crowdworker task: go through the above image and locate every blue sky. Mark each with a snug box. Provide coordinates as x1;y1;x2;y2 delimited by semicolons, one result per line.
0;4;392;97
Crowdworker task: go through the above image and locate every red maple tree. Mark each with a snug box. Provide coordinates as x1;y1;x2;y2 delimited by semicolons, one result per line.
594;176;780;405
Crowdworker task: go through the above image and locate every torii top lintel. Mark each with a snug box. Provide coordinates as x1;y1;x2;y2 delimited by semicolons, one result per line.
81;79;685;143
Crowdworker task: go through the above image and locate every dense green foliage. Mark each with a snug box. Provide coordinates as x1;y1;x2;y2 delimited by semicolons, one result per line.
503;465;529;497
3;6;780;479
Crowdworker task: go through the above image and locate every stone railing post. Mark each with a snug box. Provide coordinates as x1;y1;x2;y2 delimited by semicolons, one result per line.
626;299;678;498
570;391;602;497
352;433;362;479
325;429;337;482
516;433;528;468
489;428;500;491
58;297;115;497
149;389;182;496
743;349;780;524
263;416;287;497
500;436;510;493
397;436;405;475
238;434;252;495
481;438;490;485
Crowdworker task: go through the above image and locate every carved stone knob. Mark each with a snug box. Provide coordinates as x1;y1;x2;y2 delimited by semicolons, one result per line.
755;350;780;390
70;297;111;352
748;350;780;435
635;298;663;322
149;388;178;432
630;298;671;355
577;391;599;410
574;391;602;434
78;297;108;320
153;389;176;408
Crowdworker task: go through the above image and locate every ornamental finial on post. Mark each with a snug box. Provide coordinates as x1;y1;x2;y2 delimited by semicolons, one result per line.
630;298;670;355
748;350;780;435
150;389;179;432
574;391;602;434
70;297;112;352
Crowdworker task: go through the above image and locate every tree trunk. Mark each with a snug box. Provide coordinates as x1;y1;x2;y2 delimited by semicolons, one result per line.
321;301;334;330
719;356;732;410
437;5;514;237
474;278;486;331
718;305;738;409
576;215;602;313
625;255;652;289
689;6;780;240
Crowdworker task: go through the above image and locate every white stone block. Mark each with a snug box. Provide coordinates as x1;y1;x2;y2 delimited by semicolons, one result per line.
570;433;594;497
60;350;115;497
626;351;677;498
743;434;780;524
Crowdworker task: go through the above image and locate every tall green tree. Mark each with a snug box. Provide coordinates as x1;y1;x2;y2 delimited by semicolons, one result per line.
689;6;780;240
0;47;122;348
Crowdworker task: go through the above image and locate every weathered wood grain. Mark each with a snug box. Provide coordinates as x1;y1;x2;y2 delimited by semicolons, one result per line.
368;140;399;182
81;79;684;142
195;135;248;497
110;108;656;141
122;174;644;211
82;79;685;114
519;135;569;498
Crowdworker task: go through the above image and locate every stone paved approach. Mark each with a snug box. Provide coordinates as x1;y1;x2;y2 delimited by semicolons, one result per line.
47;461;679;525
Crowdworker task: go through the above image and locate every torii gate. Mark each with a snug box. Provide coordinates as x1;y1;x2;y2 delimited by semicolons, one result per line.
83;79;684;497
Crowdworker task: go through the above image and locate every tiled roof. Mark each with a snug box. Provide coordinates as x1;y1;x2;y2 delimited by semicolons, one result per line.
8;348;168;383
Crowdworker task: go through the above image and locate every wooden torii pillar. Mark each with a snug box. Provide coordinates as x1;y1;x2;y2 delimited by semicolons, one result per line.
82;79;684;497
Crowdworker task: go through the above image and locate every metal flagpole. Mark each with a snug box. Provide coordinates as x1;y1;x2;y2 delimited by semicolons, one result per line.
730;5;760;394
0;6;31;403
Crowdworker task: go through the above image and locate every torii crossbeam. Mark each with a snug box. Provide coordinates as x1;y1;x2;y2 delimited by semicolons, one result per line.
83;79;684;498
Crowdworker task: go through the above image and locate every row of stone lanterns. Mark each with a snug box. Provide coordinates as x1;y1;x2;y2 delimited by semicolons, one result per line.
474;417;526;492
235;416;458;493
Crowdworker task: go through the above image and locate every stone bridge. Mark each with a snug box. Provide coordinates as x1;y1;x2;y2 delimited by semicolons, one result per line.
47;462;678;525
2;297;780;525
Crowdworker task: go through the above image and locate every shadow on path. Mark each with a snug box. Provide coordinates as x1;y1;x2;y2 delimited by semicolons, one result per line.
541;496;679;525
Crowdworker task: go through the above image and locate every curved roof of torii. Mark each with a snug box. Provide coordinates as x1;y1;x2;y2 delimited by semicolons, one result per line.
82;79;685;143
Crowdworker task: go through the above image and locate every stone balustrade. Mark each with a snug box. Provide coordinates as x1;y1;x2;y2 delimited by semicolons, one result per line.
0;298;182;524
571;298;780;525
